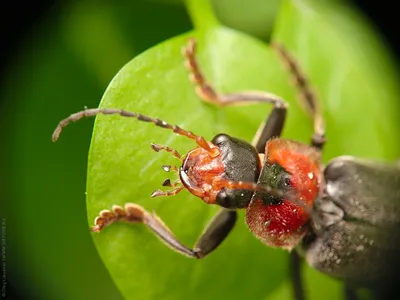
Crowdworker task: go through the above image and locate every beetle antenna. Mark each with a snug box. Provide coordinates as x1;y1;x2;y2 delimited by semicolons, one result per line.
271;42;325;147
52;108;220;156
213;178;314;215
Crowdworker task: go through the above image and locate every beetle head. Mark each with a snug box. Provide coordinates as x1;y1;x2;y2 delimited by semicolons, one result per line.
179;134;262;208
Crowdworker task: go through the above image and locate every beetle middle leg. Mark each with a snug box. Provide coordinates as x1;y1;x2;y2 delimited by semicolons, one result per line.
271;42;326;150
183;38;288;153
92;203;237;259
183;38;326;152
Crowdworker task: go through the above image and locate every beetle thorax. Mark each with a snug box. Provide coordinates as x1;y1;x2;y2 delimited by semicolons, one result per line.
246;138;322;250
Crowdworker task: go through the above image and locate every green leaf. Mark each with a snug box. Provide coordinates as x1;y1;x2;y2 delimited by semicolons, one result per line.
2;1;192;299
210;0;281;40
269;1;400;298
273;0;400;161
87;1;400;300
88;27;290;300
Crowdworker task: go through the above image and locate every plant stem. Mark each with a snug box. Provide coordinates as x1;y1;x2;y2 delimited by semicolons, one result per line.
185;0;220;30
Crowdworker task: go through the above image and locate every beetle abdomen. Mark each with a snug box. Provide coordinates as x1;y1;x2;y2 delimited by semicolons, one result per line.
304;156;400;289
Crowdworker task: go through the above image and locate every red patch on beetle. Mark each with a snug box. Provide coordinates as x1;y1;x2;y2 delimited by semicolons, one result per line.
246;138;322;250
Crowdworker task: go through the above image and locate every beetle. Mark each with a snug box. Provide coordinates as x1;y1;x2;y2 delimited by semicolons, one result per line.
304;156;400;300
52;39;400;300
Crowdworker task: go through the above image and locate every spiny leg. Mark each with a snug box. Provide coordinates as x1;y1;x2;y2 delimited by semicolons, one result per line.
92;203;237;259
183;38;288;153
271;42;326;150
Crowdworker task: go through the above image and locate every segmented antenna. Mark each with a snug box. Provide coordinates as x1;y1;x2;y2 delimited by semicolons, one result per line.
52;108;220;156
271;42;325;146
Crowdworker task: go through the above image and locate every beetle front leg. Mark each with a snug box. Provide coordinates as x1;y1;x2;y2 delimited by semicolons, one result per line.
183;38;288;153
92;203;237;259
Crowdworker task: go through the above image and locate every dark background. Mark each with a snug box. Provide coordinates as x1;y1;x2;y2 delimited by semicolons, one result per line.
1;1;398;299
1;1;399;77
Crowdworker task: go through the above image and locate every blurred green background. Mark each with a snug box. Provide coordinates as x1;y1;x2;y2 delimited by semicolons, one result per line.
1;0;399;299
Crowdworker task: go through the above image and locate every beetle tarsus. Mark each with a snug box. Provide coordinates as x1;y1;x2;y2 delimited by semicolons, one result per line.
90;203;144;232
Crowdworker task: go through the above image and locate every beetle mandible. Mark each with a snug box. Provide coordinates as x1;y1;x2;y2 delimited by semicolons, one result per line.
52;39;400;300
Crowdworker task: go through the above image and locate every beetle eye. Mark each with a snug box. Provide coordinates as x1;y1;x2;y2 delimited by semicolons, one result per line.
258;163;292;205
280;174;292;190
268;163;292;191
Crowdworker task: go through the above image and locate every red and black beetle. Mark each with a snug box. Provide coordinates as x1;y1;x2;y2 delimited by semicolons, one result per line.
52;39;400;300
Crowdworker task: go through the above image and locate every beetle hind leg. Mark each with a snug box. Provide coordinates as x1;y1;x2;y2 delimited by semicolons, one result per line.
92;203;237;259
271;43;326;150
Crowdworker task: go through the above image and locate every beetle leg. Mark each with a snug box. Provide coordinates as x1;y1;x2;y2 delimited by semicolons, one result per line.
251;105;286;153
271;42;326;150
91;203;237;259
343;284;358;300
183;38;288;153
290;251;306;300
